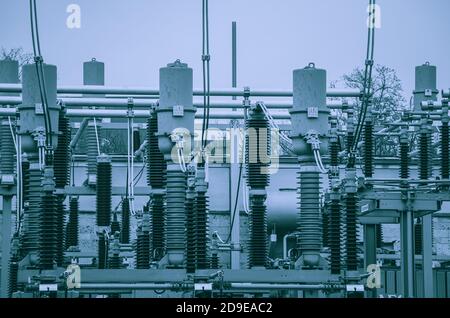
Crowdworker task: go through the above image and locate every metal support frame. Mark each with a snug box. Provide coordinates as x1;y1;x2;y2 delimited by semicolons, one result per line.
363;224;377;298
400;205;415;298
422;214;433;297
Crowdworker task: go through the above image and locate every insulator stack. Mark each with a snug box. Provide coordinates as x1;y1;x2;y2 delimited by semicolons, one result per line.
363;121;374;178
65;197;79;248
185;185;196;273
8;255;18;297
0;119;15;175
86;122;99;181
345;192;358;271
54;112;71;188
415;220;423;255
399;136;410;180
111;213;121;236
329;197;341;274
21;167;42;257
98;231;108;269
151;195;165;261
165;166;187;266
135;213;151;269
245;107;270;189
108;238;121;269
195;191;209;269
376;224;383;248
96;155;112;226
39;190;57;270
419;127;431;181
322;207;329;248
346;132;354;154
120;198;130;244
55;196;66;267
330;141;339;172
147;114;167;188
297;170;321;267
441;122;449;179
248;196;268;268
210;253;219;269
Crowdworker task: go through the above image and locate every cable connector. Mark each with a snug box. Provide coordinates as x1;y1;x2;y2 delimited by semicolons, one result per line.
202;54;211;62
305;130;321;150
33;55;44;64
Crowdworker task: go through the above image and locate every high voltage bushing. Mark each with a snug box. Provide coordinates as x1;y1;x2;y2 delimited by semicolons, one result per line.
39;168;57;270
96;154;112;226
399;130;410;181
165;165;187;266
246;104;270;268
151;195;165;261
21;166;42;258
120;198;130;244
329;192;341;275
376;224;383;249
86;122;100;185
363;114;374;178
419;120;432;181
54;110;71;188
0;119;15;179
98;231;108;269
147;111;167;188
65;197;79;249
346;108;355;154
441;100;449;180
322;205;329;248
415;219;423;255
8;237;20;297
136;212;151;269
185;173;196;273
109;235;121;269
297;169;322;267
55;196;66;267
195;168;210;270
111;212;121;237
344;168;358;271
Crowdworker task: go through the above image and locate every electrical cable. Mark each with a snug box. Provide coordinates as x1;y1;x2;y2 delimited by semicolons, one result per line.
201;0;211;151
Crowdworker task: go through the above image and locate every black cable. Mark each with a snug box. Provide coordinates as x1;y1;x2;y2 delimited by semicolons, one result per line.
201;0;211;151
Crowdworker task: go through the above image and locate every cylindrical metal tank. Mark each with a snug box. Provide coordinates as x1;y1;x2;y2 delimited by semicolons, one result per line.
414;62;438;111
19;64;60;153
0;59;19;89
83;58;105;86
290;63;329;157
157;60;196;160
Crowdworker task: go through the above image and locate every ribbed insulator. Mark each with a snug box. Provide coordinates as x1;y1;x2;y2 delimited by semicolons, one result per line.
108;255;121;269
39;192;57;270
165;168;186;257
419;132;431;180
21;159;30;203
363;122;374;178
55;195;66;267
136;229;150;269
111;217;121;236
329;198;341;274
248;196;268;268
0;120;15;175
376;224;383;248
98;232;108;269
345;193;358;271
210;253;219;269
322;208;329;248
120;198;130;244
86;124;99;177
96;160;112;226
185;194;196;273
8;255;18;297
151;194;165;261
246;110;270;189
195;192;209;269
441;124;449;179
147;115;167;188
330;141;339;167
399;142;410;180
21;168;42;256
415;221;423;255
54;114;70;188
346;132;354;153
297;171;322;255
65;197;79;249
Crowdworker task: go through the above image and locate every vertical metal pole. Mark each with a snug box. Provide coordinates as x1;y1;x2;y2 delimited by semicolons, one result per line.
1;196;12;298
400;207;415;297
232;21;237;101
364;224;377;298
422;214;433;297
229;120;241;269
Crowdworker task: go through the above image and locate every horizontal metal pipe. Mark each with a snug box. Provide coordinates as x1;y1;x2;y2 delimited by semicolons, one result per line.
0;108;16;116
0;96;354;109
229;283;346;291
76;283;177;290
366;178;450;184
0;83;361;98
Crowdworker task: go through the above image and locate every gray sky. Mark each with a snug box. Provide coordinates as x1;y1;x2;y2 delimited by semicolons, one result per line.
1;0;449;99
